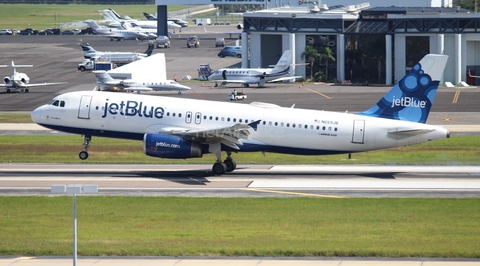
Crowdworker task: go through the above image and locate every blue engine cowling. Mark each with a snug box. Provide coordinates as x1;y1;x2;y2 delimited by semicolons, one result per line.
143;133;203;159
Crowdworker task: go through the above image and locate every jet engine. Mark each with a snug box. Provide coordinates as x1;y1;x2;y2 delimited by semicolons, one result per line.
4;76;10;84
143;133;203;159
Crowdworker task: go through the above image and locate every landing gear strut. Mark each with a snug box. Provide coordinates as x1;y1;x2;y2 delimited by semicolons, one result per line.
79;135;91;160
210;144;237;175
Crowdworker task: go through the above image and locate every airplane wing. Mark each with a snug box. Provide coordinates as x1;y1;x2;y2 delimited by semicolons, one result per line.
269;76;303;83
213;79;249;84
122;87;153;92
22;82;67;87
0;84;13;87
147;120;261;150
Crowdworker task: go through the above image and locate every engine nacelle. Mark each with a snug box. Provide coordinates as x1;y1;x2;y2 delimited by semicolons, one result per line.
4;76;10;84
143;133;202;159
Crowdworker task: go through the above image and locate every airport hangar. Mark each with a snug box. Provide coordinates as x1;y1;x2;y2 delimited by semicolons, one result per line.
156;1;480;86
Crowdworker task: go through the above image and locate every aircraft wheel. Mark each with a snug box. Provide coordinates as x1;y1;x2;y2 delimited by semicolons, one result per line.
6;88;11;93
237;54;242;58
25;89;29;93
79;151;89;160
224;159;237;172
178;91;182;95
212;162;227;176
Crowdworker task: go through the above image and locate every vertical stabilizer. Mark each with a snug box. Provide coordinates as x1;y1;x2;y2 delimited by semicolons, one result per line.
359;54;448;123
272;50;292;72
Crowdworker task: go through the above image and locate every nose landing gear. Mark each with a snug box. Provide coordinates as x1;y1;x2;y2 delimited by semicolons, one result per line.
79;135;91;160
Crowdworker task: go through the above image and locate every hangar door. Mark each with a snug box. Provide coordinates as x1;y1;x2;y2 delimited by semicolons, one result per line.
260;35;283;68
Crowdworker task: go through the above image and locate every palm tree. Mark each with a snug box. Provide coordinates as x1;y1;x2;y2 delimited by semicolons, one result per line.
301;45;320;80
318;47;336;82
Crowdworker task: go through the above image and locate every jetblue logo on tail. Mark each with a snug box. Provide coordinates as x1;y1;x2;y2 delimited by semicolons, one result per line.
359;57;441;123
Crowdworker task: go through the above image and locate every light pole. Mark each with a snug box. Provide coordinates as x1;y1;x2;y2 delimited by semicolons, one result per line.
51;184;98;266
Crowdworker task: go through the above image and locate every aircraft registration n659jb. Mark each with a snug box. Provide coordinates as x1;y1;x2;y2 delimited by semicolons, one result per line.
31;54;449;175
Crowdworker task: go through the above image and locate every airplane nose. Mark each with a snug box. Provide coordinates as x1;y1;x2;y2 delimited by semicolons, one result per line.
31;107;41;123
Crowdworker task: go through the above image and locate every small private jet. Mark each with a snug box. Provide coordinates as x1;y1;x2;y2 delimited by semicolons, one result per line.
93;53;191;94
208;50;301;87
31;54;449;175
1;61;66;93
83;19;149;41
101;9;181;32
79;42;153;59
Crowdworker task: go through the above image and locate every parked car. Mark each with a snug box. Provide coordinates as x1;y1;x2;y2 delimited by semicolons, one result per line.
187;36;199;48
218;46;242;58
80;27;95;35
0;29;13;35
155;35;171;48
12;29;20;35
215;37;225;47
61;30;75;35
20;28;38;35
38;29;54;35
72;29;81;34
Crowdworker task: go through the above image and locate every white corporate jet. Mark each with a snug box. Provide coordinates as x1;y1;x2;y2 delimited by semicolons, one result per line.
208;50;301;87
1;61;66;93
101;9;181;32
83;19;149;41
119;21;157;39
92;53;191;94
31;54;449;176
79;42;154;59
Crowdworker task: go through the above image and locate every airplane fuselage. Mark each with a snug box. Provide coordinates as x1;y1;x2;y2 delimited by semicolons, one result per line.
208;68;287;85
31;91;448;155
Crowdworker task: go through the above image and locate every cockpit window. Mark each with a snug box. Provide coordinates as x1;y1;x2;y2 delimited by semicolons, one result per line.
47;99;65;107
52;100;60;106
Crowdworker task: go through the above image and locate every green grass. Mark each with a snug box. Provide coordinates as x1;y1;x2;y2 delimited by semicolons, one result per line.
0;113;32;123
0;135;479;164
0;197;479;257
0;4;190;30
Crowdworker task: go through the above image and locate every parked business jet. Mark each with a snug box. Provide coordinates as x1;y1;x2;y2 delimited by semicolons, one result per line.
101;9;181;32
119;21;157;39
83;19;149;41
31;54;449;176
93;71;190;94
79;42;153;59
208;50;301;87
1;61;66;93
142;13;189;27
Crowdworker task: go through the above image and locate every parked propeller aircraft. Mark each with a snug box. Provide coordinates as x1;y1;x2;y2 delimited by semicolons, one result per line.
83;19;149;41
0;61;66;93
31;54;449;175
208;50;302;87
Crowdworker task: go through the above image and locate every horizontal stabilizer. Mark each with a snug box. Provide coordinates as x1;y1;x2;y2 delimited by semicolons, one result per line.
388;128;435;135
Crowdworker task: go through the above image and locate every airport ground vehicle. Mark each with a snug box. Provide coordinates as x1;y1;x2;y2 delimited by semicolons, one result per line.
215;37;225;47
218;46;242;58
193;18;211;26
187;36;200;48
228;91;247;100
156;35;171;48
77;52;143;72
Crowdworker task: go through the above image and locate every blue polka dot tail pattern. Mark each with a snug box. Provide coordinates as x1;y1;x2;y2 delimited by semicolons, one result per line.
359;57;441;124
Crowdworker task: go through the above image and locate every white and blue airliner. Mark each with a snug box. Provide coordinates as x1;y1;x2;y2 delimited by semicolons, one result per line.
31;54;449;175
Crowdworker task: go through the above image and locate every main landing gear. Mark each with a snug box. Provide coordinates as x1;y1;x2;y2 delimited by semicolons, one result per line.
212;150;237;176
79;135;91;160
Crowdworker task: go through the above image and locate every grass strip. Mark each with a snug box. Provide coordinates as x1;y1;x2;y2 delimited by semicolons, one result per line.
0;197;479;257
0;135;479;164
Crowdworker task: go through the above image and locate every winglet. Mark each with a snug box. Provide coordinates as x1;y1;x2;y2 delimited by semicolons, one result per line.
248;120;261;131
358;54;448;123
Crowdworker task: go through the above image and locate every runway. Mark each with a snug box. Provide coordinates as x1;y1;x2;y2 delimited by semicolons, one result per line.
1;164;479;198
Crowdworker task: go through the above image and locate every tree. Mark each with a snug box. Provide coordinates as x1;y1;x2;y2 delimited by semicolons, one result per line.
318;47;335;82
301;45;320;80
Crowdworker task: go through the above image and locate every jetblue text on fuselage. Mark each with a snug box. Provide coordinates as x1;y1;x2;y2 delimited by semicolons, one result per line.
102;99;164;119
390;96;427;108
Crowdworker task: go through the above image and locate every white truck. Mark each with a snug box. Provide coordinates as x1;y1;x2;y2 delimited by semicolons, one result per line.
77;53;145;72
193;18;211;26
